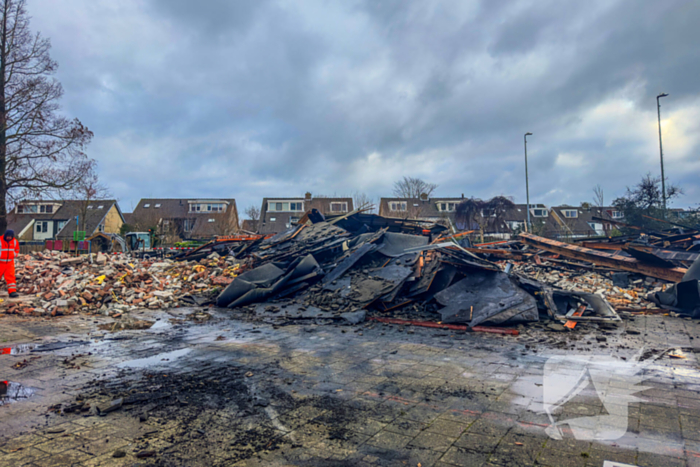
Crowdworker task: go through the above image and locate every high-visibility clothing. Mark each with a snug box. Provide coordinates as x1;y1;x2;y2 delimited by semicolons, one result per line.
0;237;19;293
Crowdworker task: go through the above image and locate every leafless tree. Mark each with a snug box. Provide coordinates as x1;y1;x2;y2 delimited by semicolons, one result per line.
392;177;438;199
353;191;374;213
593;185;604;207
455;196;515;243
0;0;93;232
244;204;260;232
62;163;111;233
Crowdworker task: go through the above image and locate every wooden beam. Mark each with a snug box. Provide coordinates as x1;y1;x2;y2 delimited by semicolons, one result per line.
518;233;686;282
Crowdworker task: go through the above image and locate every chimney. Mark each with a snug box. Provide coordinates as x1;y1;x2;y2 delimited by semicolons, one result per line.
461;193;464;199
305;192;312;200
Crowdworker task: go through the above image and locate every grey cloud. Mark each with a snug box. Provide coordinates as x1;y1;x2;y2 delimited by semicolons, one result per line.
25;0;700;214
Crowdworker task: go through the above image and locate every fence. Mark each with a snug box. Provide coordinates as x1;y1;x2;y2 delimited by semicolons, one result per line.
19;241;45;254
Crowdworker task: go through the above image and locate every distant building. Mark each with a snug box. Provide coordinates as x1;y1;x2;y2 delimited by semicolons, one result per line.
258;193;353;234
128;198;239;242
8;200;125;241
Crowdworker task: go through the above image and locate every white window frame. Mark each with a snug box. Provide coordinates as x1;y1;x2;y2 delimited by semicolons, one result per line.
390;202;407;212
612;211;623;219
155;203;161;208
563;209;578;218
144;203;151;208
208;218;215;223
532;208;548;217
330;202;347;213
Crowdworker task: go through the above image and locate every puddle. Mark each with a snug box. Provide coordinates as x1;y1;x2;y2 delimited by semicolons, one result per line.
2;341;89;354
0;381;35;405
118;348;192;369
149;319;173;330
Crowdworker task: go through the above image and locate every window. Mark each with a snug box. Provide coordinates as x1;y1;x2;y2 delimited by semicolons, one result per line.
39;205;53;214
390;202;407;211
97;205;104;209
532;208;547;217
18;205;38;213
270;217;276;222
330;202;347;212
183;219;194;232
290;216;300;224
155;204;161;208
438;202;457;212
208;218;215;223
268;201;303;212
35;221;48;233
87;205;93;209
612;211;623;219
144;204;150;208
563;209;578;218
98;223;105;232
57;221;67;231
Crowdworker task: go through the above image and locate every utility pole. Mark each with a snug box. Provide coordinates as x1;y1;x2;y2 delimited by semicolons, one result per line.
657;93;669;211
524;132;532;232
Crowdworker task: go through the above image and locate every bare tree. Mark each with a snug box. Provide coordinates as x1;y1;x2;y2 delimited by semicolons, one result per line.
353;191;374;213
593;184;604;207
62;162;111;234
244;204;260;232
392;177;438;199
0;0;93;232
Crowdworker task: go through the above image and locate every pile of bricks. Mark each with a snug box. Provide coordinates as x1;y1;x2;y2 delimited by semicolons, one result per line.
513;262;667;311
1;250;240;316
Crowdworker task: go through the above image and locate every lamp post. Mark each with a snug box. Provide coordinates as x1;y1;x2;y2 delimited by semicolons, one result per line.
657;93;669;211
524;132;533;232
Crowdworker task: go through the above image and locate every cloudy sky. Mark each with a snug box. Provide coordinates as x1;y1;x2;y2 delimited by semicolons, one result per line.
28;0;700;216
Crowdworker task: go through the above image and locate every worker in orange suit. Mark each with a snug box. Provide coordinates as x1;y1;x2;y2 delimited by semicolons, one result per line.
0;229;20;298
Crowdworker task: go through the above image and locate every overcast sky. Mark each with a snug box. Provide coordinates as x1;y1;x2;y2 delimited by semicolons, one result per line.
28;0;700;216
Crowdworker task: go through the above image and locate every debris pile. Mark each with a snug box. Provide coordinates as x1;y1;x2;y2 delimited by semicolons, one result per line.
1;250;240;316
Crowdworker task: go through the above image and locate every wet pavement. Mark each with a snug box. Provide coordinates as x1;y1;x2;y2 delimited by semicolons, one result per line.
1;307;699;466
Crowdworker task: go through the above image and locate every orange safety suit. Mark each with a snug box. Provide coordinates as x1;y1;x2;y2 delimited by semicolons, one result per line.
0;237;19;294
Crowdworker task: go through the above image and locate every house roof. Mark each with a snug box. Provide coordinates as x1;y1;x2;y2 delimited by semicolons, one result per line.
543;206;615;237
129;198;239;238
55;200;124;239
259;197;353;234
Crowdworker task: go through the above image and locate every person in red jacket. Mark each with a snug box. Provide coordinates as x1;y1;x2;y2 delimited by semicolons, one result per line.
1;229;20;298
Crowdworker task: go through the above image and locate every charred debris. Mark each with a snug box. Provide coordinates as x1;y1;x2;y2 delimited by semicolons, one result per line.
174;208;700;335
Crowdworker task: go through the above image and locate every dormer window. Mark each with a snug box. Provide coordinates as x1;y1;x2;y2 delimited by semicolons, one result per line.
563;209;578;218
144;204;150;208
532;208;548;217
155;204;161;208
390;202;407;212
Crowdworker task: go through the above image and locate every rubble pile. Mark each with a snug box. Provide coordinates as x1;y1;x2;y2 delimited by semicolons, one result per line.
513;263;666;311
1;250;240;316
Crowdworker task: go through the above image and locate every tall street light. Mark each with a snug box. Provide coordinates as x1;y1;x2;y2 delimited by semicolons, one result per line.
657;93;669;211
524;132;533;232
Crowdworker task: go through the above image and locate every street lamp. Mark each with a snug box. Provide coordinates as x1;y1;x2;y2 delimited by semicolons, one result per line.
524;132;533;232
657;93;669;211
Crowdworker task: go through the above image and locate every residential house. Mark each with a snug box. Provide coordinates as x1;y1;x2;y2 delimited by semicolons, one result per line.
127;199;239;242
378;195;467;223
7;200;125;241
258;193;353;234
544;205;617;239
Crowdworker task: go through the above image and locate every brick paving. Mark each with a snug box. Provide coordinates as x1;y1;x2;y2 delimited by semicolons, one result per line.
0;308;699;466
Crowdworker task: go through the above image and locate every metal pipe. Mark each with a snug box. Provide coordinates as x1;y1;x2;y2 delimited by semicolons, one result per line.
657;93;668;211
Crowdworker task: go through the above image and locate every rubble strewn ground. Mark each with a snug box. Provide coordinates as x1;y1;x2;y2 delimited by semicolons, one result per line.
2;213;700;466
